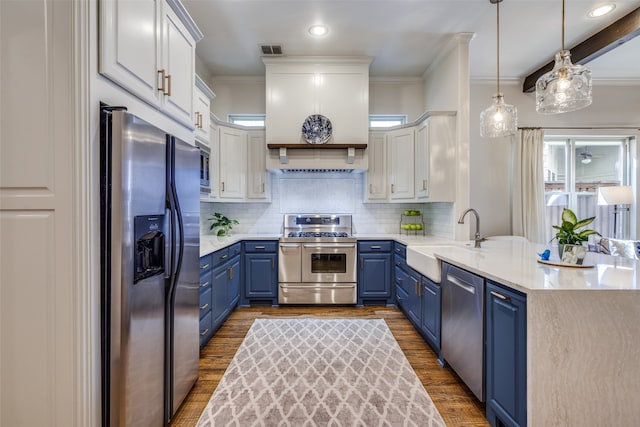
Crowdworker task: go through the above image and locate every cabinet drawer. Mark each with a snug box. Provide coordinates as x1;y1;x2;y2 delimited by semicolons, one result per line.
394;242;407;258
200;254;213;272
199;287;212;318
394;266;410;293
394;253;408;271
245;241;277;253
199;311;212;347
211;248;230;268
228;242;242;258
358;241;392;253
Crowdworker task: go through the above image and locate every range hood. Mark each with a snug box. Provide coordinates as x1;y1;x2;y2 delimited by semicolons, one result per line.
263;56;371;171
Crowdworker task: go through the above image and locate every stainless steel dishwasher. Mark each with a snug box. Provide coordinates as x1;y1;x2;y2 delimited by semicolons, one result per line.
441;262;485;402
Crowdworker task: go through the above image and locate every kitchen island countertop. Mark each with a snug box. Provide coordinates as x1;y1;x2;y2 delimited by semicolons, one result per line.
403;238;640;427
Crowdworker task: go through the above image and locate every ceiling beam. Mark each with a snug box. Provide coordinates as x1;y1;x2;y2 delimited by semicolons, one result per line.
522;7;640;93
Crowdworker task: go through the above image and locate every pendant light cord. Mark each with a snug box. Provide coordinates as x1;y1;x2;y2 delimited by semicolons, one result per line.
561;0;565;51
496;1;500;94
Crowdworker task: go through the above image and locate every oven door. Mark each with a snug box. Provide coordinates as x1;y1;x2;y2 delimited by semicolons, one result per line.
301;242;356;283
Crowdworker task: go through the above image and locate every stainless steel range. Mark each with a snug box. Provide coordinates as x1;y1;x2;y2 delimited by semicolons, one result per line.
279;214;357;304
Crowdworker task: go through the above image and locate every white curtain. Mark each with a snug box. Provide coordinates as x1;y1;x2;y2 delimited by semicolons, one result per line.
512;128;546;243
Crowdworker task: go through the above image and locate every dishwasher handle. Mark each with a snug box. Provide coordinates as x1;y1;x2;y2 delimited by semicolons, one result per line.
446;274;476;294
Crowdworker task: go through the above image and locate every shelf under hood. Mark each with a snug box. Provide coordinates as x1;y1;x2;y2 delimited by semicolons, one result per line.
266;143;368;171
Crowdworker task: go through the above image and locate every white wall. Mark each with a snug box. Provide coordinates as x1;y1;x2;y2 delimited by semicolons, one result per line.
369;77;425;122
205;73;427;123
469;80;640;238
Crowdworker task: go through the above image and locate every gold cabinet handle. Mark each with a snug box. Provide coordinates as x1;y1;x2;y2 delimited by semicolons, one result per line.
165;74;172;96
490;290;511;301
229;266;234;280
360;256;363;269
272;258;275;270
157;69;166;93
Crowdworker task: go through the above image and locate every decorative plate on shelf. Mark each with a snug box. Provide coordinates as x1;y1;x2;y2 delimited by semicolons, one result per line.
302;114;332;144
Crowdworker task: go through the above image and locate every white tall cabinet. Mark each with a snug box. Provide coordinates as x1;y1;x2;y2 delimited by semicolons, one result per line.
1;1;80;425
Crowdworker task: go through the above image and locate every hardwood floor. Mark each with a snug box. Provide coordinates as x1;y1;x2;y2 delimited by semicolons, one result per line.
171;306;489;427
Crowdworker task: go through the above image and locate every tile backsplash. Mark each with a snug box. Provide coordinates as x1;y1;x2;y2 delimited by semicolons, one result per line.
201;171;454;238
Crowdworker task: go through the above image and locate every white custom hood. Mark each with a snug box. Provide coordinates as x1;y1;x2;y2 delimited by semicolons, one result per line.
263;57;371;171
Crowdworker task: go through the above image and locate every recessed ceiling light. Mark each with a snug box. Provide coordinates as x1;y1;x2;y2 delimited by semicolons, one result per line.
588;4;616;18
308;25;329;37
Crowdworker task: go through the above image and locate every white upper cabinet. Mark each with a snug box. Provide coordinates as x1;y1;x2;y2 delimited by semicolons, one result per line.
364;131;387;201
387;127;415;200
219;125;247;200
247;130;270;200
99;0;202;129
194;75;214;144
160;5;196;126
415;114;456;202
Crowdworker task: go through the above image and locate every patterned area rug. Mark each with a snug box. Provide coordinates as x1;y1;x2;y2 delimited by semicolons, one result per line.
196;318;446;426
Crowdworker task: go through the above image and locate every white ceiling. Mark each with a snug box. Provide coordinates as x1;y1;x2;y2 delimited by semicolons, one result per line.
183;0;640;84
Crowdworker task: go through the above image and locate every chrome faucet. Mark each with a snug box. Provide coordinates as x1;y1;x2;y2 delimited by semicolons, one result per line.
458;208;484;248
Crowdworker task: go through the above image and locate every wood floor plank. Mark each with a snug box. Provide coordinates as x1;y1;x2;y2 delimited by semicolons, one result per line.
170;306;489;426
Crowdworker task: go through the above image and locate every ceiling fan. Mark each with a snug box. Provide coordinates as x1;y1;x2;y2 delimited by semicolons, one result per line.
578;147;605;164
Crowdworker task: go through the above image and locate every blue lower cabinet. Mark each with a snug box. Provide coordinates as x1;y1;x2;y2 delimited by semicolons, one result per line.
212;262;230;328
243;240;278;305
357;241;393;305
420;276;441;352
229;257;240;308
198;254;214;348
485;281;527;427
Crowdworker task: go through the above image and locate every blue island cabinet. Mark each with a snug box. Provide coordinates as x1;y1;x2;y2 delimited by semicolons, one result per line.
357;241;393;305
485;280;527;427
243;240;278;306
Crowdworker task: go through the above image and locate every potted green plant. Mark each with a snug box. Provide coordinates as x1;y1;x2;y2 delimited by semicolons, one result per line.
551;208;600;259
209;212;239;237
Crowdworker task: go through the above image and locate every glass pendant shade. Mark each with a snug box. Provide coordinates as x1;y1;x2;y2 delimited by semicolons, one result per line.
536;50;592;114
480;94;517;138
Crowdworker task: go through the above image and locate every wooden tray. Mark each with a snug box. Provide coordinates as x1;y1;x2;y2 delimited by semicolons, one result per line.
537;259;594;268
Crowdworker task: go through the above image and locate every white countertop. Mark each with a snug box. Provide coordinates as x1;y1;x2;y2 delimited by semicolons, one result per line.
406;239;639;293
200;233;639;292
200;234;280;257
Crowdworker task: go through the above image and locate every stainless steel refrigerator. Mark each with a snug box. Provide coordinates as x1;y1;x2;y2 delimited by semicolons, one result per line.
100;107;200;426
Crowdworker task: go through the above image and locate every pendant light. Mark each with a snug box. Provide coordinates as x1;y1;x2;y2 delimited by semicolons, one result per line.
480;0;517;138
535;0;592;114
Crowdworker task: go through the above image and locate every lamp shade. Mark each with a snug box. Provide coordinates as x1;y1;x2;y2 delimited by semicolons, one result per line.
597;186;634;205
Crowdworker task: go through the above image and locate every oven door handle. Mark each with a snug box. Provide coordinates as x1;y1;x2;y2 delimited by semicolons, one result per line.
302;243;356;249
280;284;356;289
279;243;301;248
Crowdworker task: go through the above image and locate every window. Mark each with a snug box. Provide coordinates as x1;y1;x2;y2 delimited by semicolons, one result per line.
369;114;406;128
543;136;632;242
228;114;265;127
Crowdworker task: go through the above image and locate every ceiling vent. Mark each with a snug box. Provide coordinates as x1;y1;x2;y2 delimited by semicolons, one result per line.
261;45;283;56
